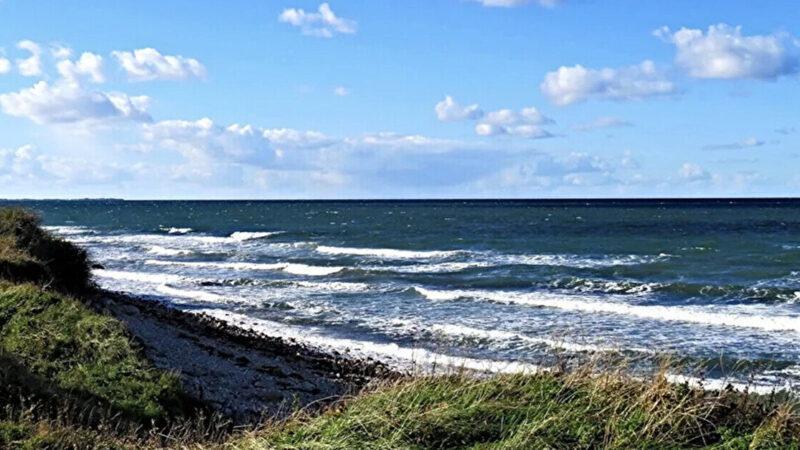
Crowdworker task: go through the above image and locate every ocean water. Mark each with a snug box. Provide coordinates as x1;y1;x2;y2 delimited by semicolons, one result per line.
9;199;800;391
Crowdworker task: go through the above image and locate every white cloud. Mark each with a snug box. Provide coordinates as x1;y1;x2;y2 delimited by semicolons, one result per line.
333;86;351;96
0;80;151;124
572;116;632;132
678;162;709;180
435;95;483;121
475;107;554;138
541;60;676;106
655;24;800;79
0;58;10;74
50;43;73;60
16;40;43;77
436;96;553;138
703;136;764;150
57;52;105;83
468;0;560;8
112;48;206;81
279;3;356;38
620;150;640;169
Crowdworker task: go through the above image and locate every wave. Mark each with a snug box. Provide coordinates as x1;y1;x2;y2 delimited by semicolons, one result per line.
499;253;671;269
144;259;343;276
195;308;540;374
44;225;93;236
429;324;634;353
413;287;800;333
548;277;800;303
93;269;184;284
229;231;283;241
159;227;193;234
147;246;195;256
366;261;493;274
317;245;463;260
156;284;227;303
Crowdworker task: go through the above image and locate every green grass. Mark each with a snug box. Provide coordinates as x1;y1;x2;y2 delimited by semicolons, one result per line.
0;283;189;421
236;370;800;449
0;207;203;448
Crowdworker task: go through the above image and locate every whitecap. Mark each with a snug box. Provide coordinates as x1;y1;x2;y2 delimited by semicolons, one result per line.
147;246;194;256
316;245;463;259
145;259;343;276
93;269;184;285
160;227;193;234
414;287;800;333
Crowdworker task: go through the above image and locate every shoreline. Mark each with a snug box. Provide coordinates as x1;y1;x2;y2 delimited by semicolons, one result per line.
92;289;396;423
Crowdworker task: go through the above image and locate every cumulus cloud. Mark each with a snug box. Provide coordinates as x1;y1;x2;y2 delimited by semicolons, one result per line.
435;96;553;138
279;3;356;38
112;48;206;81
435;96;484;121
57;52;105;83
0;58;10;74
703;136;764;150
655;24;800;79
16;40;42;77
541;60;676;106
50;43;73;60
677;162;709;180
0;80;151;124
468;0;560;8
572;116;632;132
475;107;554;138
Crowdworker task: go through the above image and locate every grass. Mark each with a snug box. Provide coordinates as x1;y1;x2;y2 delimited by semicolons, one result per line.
0;207;204;448
235;369;800;449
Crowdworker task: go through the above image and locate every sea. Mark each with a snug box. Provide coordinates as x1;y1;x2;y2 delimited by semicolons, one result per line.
8;199;800;392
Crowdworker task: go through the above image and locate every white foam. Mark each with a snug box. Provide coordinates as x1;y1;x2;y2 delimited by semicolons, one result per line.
147;246;194;256
317;245;462;260
430;324;621;353
229;231;282;241
414;287;800;333
369;261;492;274
161;227;193;234
145;259;343;276
195;308;541;375
500;253;669;269
93;269;184;285
44;225;92;236
156;284;227;303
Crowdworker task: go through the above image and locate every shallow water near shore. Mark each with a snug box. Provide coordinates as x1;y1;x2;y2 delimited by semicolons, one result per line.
10;199;800;391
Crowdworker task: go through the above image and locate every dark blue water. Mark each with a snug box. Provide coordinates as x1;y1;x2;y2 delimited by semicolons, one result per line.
8;199;800;391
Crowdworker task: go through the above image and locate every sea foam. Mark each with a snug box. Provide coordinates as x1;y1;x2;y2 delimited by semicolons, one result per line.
145;259;343;276
316;245;463;259
414;287;800;333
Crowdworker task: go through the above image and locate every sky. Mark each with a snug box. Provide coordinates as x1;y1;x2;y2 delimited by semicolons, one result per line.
0;0;799;199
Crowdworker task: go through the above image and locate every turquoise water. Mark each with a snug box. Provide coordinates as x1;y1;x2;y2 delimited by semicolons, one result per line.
9;199;800;390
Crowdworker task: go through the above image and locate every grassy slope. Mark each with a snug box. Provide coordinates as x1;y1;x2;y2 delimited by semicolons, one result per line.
237;372;799;449
0;208;194;449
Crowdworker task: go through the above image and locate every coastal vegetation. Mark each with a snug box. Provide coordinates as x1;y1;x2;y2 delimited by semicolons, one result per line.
1;206;799;449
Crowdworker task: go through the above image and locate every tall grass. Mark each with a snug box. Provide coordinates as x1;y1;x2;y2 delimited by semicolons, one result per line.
237;366;800;449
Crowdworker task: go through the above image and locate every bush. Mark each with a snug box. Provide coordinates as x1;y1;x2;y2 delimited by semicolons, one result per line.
0;208;91;293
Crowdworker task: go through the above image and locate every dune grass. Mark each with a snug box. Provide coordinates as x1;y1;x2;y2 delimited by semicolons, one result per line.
236;369;800;449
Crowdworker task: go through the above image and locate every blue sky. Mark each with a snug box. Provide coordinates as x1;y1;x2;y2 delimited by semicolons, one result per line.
0;0;798;199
